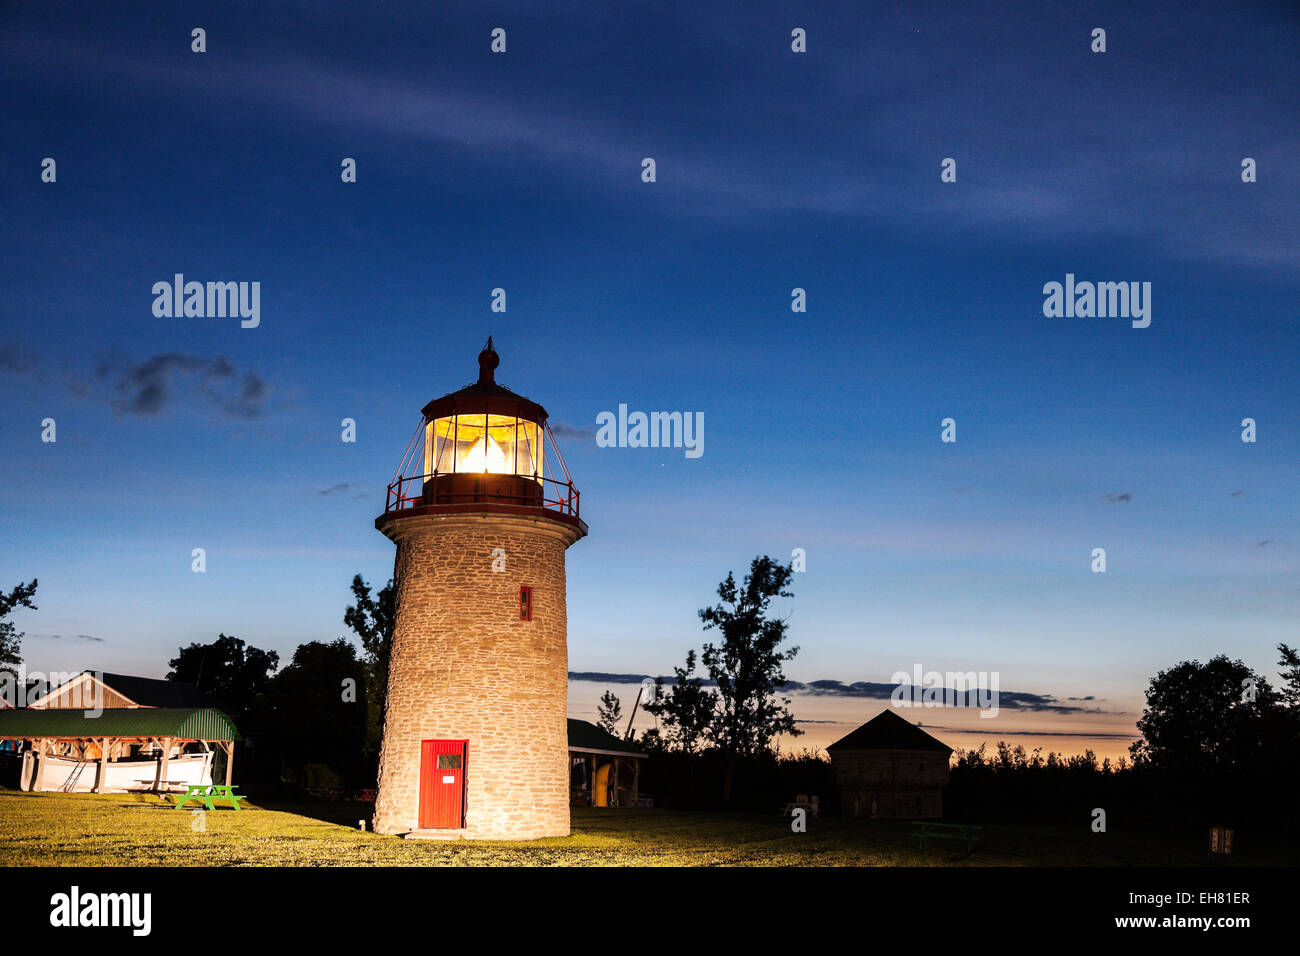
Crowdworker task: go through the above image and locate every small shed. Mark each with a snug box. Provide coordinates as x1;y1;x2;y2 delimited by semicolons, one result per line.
0;707;240;794
827;709;953;819
567;719;646;807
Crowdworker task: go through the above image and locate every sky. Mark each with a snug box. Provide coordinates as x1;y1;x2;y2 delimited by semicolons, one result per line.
2;2;1297;761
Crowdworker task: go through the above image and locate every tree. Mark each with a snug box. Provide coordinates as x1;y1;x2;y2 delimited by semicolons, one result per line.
343;574;396;758
698;555;801;758
642;556;801;801
1277;643;1300;710
0;579;37;671
596;690;623;736
0;579;37;707
1271;644;1300;775
1129;655;1278;774
269;639;369;786
167;633;279;716
642;651;719;754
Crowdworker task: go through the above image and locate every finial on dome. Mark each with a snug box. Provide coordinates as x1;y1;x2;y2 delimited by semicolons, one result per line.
477;336;499;384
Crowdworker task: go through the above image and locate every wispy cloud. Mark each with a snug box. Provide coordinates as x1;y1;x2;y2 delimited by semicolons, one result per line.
550;422;595;442
94;352;271;419
0;343;42;376
6;17;1294;268
318;482;369;497
32;633;105;643
568;672;1111;714
926;725;1138;741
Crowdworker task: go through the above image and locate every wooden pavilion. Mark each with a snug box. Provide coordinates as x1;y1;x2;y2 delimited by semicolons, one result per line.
567;719;646;808
0;707;240;793
0;668;240;794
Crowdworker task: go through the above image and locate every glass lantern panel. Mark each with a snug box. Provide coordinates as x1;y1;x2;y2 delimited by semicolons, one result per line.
427;414;541;478
509;419;540;478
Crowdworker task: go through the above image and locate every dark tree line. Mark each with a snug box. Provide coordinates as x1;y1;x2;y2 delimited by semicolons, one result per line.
939;647;1300;829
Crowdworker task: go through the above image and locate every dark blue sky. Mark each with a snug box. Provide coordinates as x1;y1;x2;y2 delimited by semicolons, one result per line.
2;2;1297;743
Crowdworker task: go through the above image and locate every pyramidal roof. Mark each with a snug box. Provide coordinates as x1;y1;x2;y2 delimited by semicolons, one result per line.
420;337;547;422
826;708;953;753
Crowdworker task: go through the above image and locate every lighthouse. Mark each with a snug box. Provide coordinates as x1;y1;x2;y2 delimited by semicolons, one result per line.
371;339;587;838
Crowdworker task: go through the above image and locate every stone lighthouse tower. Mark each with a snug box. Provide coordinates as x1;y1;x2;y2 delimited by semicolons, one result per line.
372;339;587;839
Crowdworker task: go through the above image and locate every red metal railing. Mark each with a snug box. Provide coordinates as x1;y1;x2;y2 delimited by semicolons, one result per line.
383;472;580;518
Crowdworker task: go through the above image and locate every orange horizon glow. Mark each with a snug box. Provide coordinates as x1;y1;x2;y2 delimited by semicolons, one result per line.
568;681;1142;765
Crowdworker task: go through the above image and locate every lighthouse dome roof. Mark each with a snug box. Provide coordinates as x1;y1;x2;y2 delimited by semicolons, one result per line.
420;337;548;422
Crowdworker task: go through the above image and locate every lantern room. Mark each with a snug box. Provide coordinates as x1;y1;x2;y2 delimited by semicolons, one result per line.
379;338;583;531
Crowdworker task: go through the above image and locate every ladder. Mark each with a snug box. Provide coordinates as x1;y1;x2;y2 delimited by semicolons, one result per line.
60;760;90;792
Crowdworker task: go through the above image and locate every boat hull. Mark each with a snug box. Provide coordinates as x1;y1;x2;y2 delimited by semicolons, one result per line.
19;751;213;793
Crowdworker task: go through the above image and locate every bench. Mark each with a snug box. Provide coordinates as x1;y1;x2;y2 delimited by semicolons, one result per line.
174;784;247;811
910;820;982;851
781;793;820;818
133;778;189;793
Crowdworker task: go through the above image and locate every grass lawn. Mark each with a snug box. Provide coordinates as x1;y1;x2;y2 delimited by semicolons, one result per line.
0;789;1286;866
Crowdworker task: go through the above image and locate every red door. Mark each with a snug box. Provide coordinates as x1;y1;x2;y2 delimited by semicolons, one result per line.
418;739;467;829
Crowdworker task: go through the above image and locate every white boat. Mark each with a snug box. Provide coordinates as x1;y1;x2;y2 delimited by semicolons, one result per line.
20;750;214;793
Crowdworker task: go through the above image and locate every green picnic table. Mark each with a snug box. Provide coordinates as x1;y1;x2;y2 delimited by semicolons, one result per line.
174;784;247;811
910;820;982;852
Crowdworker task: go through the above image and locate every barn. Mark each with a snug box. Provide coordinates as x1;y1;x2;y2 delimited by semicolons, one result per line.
827;709;953;819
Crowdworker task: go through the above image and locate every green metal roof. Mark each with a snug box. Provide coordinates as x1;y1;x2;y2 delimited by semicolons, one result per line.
567;718;644;756
0;707;240;741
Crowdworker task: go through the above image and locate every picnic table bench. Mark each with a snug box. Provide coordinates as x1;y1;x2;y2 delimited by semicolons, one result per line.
174;784;247;811
910;820;982;851
780;793;820;818
302;786;377;801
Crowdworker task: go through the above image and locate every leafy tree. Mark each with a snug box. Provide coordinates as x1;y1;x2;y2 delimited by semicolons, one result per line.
642;650;718;754
0;579;37;707
1277;643;1300;710
269;639;369;785
698;555;801;758
344;575;395;671
596;690;622;736
0;579;37;671
167;633;279;716
1129;655;1278;774
343;575;395;756
643;556;801;800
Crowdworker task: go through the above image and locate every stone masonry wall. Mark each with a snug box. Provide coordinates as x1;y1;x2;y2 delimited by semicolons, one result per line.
832;749;950;819
372;512;582;839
